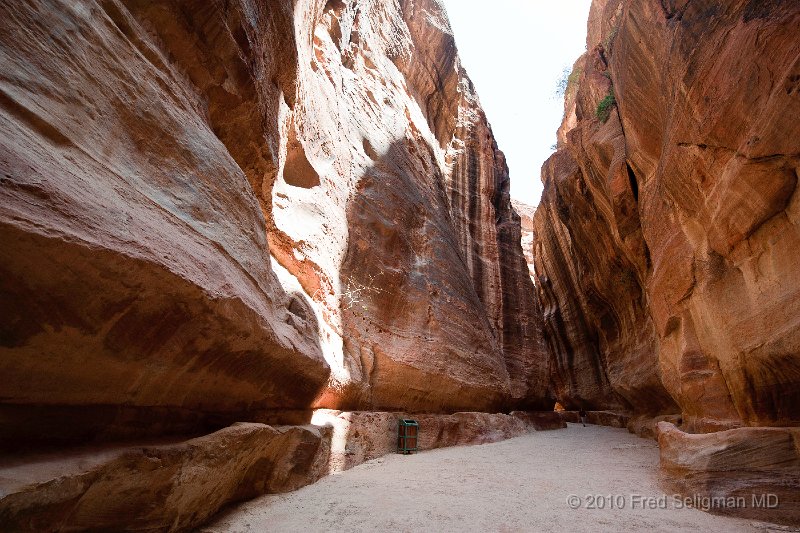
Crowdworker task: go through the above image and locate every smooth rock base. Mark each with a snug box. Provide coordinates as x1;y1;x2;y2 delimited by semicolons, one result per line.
0;411;561;532
510;411;567;431
0;423;332;532
658;422;800;526
627;414;683;439
312;410;561;473
559;410;630;428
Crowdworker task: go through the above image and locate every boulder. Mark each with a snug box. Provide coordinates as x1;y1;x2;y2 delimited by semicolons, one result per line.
510;411;567;431
658;422;800;525
0;423;332;532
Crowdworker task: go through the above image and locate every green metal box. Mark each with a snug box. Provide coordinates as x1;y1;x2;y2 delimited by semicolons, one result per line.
397;419;419;454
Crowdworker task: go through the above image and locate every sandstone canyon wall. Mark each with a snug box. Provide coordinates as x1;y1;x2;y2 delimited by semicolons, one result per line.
0;0;547;450
534;0;800;433
511;200;536;282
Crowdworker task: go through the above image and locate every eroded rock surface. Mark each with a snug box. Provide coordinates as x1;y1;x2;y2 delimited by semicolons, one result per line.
0;0;546;448
658;422;800;525
534;0;800;431
0;423;333;532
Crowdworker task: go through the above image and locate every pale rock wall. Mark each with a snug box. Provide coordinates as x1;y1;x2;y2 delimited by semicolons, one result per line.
511;200;537;282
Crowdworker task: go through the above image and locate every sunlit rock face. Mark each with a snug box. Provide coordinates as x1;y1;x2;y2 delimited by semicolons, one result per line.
0;0;547;446
511;200;537;282
534;0;800;430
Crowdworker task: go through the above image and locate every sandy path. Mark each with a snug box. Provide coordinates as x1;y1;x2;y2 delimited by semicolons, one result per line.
203;424;772;532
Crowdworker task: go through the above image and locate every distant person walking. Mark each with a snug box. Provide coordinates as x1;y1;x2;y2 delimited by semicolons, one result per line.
579;409;587;427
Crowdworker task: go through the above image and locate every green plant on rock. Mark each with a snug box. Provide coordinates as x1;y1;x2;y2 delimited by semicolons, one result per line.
567;66;582;90
555;65;583;102
596;90;616;123
603;27;618;53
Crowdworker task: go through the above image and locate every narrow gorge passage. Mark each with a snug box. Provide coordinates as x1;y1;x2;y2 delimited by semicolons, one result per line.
203;425;756;533
0;0;799;531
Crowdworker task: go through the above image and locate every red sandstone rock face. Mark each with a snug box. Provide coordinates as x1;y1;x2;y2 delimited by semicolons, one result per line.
321;0;549;411
0;0;546;446
0;423;333;532
0;0;330;447
534;0;800;430
658;422;800;525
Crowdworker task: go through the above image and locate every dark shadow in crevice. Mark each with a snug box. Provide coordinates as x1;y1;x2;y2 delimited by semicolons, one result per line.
626;161;639;203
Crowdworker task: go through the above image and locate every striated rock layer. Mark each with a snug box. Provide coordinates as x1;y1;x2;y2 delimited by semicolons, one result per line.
658;422;800;525
534;0;800;432
0;423;333;532
0;0;547;448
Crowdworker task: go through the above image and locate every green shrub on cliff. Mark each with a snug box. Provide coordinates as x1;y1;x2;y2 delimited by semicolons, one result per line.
596;90;616;123
603;27;618;53
555;65;583;102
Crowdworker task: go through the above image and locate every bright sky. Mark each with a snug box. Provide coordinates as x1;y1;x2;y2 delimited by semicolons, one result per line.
441;0;592;206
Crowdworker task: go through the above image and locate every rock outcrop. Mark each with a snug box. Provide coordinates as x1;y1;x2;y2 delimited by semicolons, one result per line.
658;422;800;525
559;410;631;429
0;0;547;449
534;0;800;431
0;423;333;532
